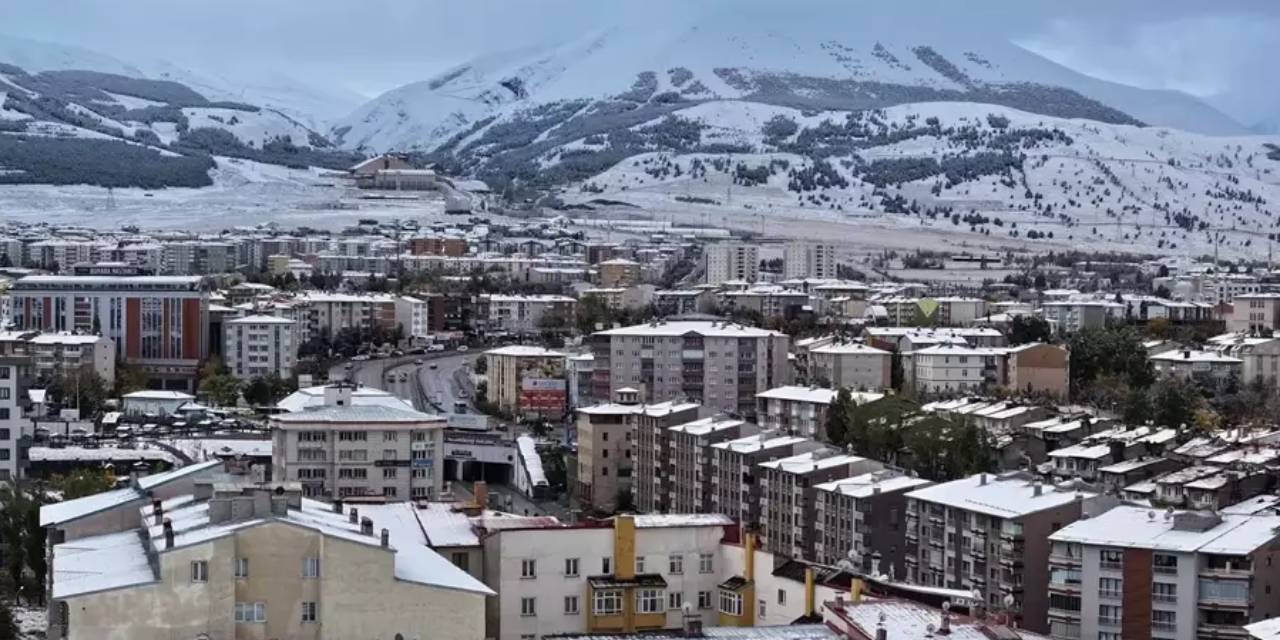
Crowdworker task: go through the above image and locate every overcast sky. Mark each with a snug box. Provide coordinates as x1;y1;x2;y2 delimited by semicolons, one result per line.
3;0;1278;123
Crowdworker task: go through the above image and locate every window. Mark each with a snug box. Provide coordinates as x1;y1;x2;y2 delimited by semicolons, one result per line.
383;468;398;479
383;449;397;460
777;589;787;605
301;601;317;623
1099;604;1121;625
1152;581;1177;602
593;589;622;615
1200;579;1249;602
338;431;368;442
564;595;580;615
602;557;612;574
759;599;767;619
668;554;683;575
521;559;537;578
303;556;320;578
668;592;683;610
719;591;743;617
234;557;249;578
1153;554;1178;574
383;431;398;441
564;557;579;577
636;555;646;573
520;597;536;617
338;449;367;461
337;468;367;479
636;589;663;614
698;591;713;609
1152;610;1176;631
1099;633;1122;640
1100;549;1123;570
190;560;208;582
451;552;470;572
234;602;266;623
699;553;714;574
1098;577;1122;599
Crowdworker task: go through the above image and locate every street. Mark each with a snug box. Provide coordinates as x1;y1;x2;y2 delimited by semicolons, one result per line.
327;351;477;414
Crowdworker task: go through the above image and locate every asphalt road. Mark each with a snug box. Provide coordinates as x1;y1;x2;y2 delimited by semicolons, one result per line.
329;351;477;414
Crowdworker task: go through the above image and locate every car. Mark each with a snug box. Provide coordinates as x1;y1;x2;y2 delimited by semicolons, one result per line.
344;363;354;369
429;363;439;370
456;345;469;352
400;373;409;382
391;350;404;357
352;354;370;362
427;344;445;352
387;375;397;384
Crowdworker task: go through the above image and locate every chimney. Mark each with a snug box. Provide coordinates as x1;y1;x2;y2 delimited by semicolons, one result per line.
380;528;390;548
349;507;359;524
804;566;816;618
162;518;174;550
1183;350;1191;359
152;499;164;526
875;621;888;640
473;481;489;510
939;601;952;635
333;499;343;514
979;473;988;486
1033;481;1043;497
361;517;374;536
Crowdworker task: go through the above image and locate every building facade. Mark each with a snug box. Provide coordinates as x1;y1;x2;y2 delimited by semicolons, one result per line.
813;470;933;579
704;243;759;284
223;314;297;381
483;346;567;419
581;391;699;514
758;450;883;560
783;242;837;280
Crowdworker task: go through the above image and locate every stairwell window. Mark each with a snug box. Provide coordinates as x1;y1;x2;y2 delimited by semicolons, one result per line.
699;553;714;574
668;554;683;575
233;558;248;578
301;601;317;623
521;559;537;579
235;602;266;623
303;556;320;578
190;561;208;583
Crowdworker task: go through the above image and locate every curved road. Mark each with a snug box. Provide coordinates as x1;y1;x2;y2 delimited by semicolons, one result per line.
329;351;477;414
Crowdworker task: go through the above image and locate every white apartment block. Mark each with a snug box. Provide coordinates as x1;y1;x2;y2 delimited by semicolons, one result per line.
0;358;24;481
758;449;883;560
481;513;732;640
395;294;430;340
224;314;297;380
906;344;1006;394
1208;333;1280;389
755;386;883;440
0;331;116;386
1149;349;1243;384
296;292;397;340
704;243;759;284
484;294;577;335
1228;293;1280;333
270;384;445;501
783;242;837;280
1049;504;1280;640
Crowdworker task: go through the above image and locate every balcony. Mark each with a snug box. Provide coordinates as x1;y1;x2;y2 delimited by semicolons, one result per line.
1097;616;1121;628
1098;590;1122;601
1197;621;1251;638
1099;560;1122;572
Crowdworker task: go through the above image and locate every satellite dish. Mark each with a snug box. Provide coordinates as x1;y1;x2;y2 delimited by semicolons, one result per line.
1003;594;1015;608
682;602;693;614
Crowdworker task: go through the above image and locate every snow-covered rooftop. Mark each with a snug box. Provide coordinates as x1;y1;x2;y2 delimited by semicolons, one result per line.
1050;505;1280;554
273;404;445;424
815;471;932;499
711;433;810;454
276;384;416;413
905;472;1096;519
577;400;699;417
596;320;783;338
40;460;223;526
755;385;883;406
631;513;734;528
484;345;565;357
759;450;867;475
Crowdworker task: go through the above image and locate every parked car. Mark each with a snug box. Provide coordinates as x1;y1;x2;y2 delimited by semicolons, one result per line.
456;345;469;352
414;359;424;366
352;354;370;361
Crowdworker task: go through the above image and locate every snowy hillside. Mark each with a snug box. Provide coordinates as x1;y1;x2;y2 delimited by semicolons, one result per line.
334;5;1245;154
0;62;363;188
551;100;1280;260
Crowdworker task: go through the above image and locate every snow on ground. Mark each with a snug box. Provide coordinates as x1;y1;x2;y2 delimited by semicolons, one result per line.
0;92;34;121
16;606;46;639
182;107;316;148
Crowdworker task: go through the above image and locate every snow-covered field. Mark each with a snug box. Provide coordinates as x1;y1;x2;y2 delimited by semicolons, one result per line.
16;606;46;640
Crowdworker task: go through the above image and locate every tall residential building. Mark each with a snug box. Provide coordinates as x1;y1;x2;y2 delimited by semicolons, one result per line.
813;470;933;580
0;357;27;481
709;433;815;531
44;471;491;640
1049;504;1280;640
1228;293;1280;333
0;331;116;386
903;472;1115;634
483;345;567;419
483;294;577;336
758;449;883;560
664;417;753;514
296;291;397;340
808;341;893;390
703;243;759;284
9;274;209;389
270;384;446;500
223;314;297;381
783;242;837;280
579;390;699;514
589;320;790;419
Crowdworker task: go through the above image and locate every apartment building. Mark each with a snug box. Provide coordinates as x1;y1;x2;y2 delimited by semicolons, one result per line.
704;243;760;284
0;357;27;481
223;314;297;381
394;294;430;341
270;384;446;500
813;470;933;579
10;274;209;389
484;294;577;336
755;386;883;441
1228;293;1280;333
652;289;716;316
1209;333;1280;389
296;291;397;340
759;449;883;560
161;240;235;275
1150;349;1243;384
783;242;837;280
407;235;467;256
905;344;1005;395
1042;301;1114;333
665;417;754;514
0;331;116;386
483;345;566;419
45;476;491;640
709;433;815;531
1004;343;1071;399
1048;504;1280;640
482;513;732;640
808;341;892;390
589;320;790;419
598;258;642;288
903;472;1115;634
578;390;699;513
863;326;1008;351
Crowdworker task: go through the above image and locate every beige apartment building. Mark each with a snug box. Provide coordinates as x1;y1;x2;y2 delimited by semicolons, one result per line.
708;432;816;531
576;388;698;513
597;258;642;288
759;449;883;561
808;341;892;390
44;472;492;640
703;242;759;284
483;345;566;418
271;383;446;500
589;320;790;419
665;417;754;514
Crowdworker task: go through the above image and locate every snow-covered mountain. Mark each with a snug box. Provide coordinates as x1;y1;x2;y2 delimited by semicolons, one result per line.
333;6;1246;154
